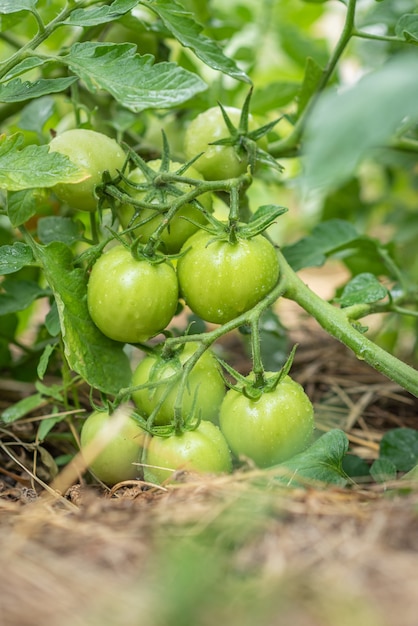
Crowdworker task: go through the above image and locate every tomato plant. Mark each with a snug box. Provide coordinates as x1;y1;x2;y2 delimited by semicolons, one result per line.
177;228;280;324
144;420;232;484
80;409;146;485
117;159;212;253
87;245;179;344
131;342;225;426
219;374;315;468
184;106;267;180
49;129;126;212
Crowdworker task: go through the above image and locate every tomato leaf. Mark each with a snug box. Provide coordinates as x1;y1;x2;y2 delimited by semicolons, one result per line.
143;0;250;84
0;242;34;274
302;53;418;193
379;428;418;472
0;134;87;191
395;14;418;42
63;0;139;26
297;56;323;118
335;273;388;308
370;458;397;483
2;57;50;82
1;392;45;424
37;216;85;245
34;241;132;395
0;279;48;315
0;77;78;103
62;42;207;112
7;189;41;227
272;429;350;486
0;0;37;13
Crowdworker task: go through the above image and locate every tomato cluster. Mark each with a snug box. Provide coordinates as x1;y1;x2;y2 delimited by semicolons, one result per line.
50;124;314;485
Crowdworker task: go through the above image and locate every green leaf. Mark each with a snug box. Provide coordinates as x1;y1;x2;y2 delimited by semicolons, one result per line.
1;392;44;424
370;457;397;483
282;219;359;270
336;273;388;308
143;0;250;83
0;279;48;315
297;56;323;118
0;0;37;13
34;241;132;395
0;77;78;103
63;0;140;26
62;42;207;112
395;14;418;42
2;57;49;82
19;96;55;134
37;344;56;380
302;53;418;193
272;429;350;486
37;216;85;245
0;242;34;274
251;81;300;115
0;134;87;191
379;427;418;472
7;189;40;227
37;414;65;442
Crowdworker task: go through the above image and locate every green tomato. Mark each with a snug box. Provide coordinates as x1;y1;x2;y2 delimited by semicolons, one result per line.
118;160;212;254
184;106;267;181
219;375;315;468
80;410;145;485
144;420;232;484
131;342;225;426
49;129;126;211
87;245;179;343
177;229;280;324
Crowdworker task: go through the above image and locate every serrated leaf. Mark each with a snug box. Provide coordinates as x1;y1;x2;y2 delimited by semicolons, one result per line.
62;42;207;112
0;279;48;315
34;241;132;395
302;53;418;193
282;219;359;271
0;0;37;13
0;77;78;103
143;0;250;83
0;134;87;191
0;242;34;274
336;272;388;307
64;0;139;26
379;428;418;472
37;216;85;245
395;14;418;42
7;189;40;227
272;429;350;486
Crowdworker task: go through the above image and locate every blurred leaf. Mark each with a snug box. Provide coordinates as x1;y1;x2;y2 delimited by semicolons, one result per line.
37;344;56;380
370;457;397;483
0;0;37;13
0;278;48;314
0;134;87;191
342;453;370;479
258;309;288;371
63;42;207;112
37;216;85;245
7;189;40;227
335;273;388;307
297;56;323;118
37;413;65;442
146;0;250;83
395;14;418;42
34;241;132;395
1;392;44;423
272;429;350;486
302;53;418;193
0;242;34;274
18;96;55;134
251;81;300;115
379;427;418;472
63;0;139;26
0;77;78;103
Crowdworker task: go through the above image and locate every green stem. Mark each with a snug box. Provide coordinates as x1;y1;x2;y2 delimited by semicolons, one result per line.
250;318;265;387
278;250;418;398
352;29;412;45
269;0;357;158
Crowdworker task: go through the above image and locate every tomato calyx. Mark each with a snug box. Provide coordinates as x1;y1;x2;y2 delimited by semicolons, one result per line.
218;344;298;400
209;89;284;173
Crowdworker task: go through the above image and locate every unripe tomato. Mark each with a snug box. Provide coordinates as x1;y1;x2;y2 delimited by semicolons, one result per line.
118;160;212;254
80;409;146;485
145;420;232;484
177;229;279;324
87;245;179;343
131;342;225;426
219;375;315;468
184;106;266;180
49;129;126;211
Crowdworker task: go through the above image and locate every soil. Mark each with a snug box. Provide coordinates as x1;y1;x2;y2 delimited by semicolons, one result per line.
1;293;418;626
